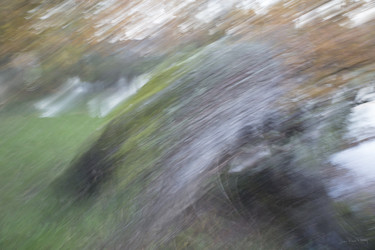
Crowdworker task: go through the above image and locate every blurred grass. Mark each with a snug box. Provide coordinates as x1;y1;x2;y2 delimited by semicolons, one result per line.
0;107;110;249
0;52;191;248
0;49;199;248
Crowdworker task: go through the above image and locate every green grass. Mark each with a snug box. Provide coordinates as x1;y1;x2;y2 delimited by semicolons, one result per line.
0;49;206;249
0;108;111;249
0;51;194;248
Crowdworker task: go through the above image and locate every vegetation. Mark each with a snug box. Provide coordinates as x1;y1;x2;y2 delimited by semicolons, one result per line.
0;51;198;248
0;106;109;249
1;0;375;249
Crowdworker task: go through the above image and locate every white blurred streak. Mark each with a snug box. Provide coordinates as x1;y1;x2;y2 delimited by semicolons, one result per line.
343;2;375;27
347;101;375;142
330;139;375;198
34;74;150;118
292;0;375;29
195;1;234;23
329;89;375;197
294;0;345;28
88;74;150;117
35;77;90;117
92;0;118;15
40;0;76;20
236;0;281;14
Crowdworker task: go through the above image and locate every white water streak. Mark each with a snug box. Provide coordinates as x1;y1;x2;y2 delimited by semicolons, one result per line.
35;77;90;117
88;74;150;117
